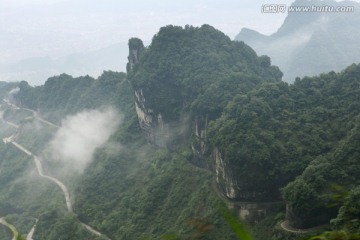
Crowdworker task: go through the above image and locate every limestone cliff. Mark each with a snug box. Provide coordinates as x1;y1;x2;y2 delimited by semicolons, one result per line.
127;38;185;148
214;148;238;199
213;147;267;200
127;38;169;147
126;25;283;201
134;87;169;147
126;38;145;73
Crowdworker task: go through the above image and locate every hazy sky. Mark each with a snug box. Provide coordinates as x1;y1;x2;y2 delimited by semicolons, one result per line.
0;0;300;63
1;0;359;79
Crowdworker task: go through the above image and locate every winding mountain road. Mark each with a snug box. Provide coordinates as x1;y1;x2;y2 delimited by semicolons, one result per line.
21;107;59;128
4;121;19;129
10;142;73;213
0;217;18;240
2;100;110;240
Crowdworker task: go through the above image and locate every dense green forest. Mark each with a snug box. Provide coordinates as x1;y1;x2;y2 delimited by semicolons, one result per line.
209;65;360;202
0;24;359;240
128;24;282;123
208;64;360;237
15;71;134;124
4;69;238;239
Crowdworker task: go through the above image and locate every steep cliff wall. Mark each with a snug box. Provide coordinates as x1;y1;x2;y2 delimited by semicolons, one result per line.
214;148;238;199
191;114;209;167
213;147;270;201
127;38;164;146
126;38;145;73
133;87;168;147
127;37;185;148
126;25;283;201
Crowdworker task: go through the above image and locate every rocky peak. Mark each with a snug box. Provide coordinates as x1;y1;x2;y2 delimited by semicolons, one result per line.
126;38;144;73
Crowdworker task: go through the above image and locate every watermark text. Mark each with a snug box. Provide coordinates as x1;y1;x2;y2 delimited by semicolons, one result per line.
261;4;354;13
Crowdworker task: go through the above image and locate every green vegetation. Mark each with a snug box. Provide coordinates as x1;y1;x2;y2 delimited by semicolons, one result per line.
2;109;33;125
308;231;360;240
74;147;238;239
0;139;67;239
207;64;360;203
129;24;282;122
6;58;238;238
16;71;134;124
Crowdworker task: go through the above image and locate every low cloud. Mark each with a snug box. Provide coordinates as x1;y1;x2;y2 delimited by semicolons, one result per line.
44;107;122;174
9;87;20;95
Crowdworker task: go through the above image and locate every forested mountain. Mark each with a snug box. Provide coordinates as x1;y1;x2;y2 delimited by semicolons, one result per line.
235;0;360;82
127;24;284;201
127;24;282;147
209;64;360;234
2;73;226;240
0;24;359;240
15;71;133;123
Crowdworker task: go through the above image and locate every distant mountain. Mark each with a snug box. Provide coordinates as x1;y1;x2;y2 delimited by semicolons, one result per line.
0;42;129;86
235;0;360;82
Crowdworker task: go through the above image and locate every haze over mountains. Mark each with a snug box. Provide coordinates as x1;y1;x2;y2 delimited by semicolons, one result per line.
0;0;292;85
236;0;360;82
2;23;359;239
0;43;128;86
1;1;360;239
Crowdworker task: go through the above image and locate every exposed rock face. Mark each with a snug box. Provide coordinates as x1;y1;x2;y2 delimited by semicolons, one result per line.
214;147;272;201
127;38;173;148
126;38;145;73
126;37;264;199
133;87;168;147
126;26;282;202
190;114;210;167
214;148;238;199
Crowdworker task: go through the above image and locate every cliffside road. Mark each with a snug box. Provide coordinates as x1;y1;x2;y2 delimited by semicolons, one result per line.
281;221;307;234
4;121;19;129
2;100;111;240
0;217;18;240
280;220;330;234
21;107;59;128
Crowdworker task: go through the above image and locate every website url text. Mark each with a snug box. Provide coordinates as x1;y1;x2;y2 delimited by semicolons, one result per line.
262;4;354;13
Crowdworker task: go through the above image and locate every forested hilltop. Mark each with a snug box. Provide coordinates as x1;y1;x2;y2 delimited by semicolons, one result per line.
0;24;359;240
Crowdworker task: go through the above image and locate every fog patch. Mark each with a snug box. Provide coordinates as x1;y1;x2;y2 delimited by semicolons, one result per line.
9;87;20;95
44;107;122;174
